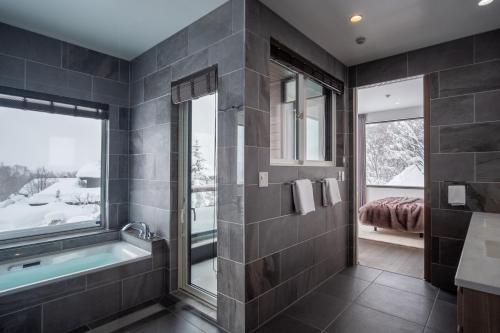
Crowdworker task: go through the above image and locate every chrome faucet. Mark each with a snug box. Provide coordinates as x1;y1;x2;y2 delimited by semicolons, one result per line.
121;222;152;240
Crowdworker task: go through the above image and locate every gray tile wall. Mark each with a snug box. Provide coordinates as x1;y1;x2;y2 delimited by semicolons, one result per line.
244;1;350;331
0;236;168;332
128;2;245;332
0;22;136;333
0;22;131;230
350;28;500;291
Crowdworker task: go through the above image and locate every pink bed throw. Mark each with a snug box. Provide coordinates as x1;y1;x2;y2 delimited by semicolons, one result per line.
358;197;424;233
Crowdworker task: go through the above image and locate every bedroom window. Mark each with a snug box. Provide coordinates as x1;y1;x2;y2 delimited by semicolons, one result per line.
0;90;107;241
269;60;335;165
365;118;424;187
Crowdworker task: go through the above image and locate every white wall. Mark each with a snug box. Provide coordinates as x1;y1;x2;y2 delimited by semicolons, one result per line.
365;106;422;123
366;185;424;202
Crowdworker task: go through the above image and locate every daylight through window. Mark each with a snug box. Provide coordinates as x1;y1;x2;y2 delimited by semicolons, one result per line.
365;118;424;187
0;106;105;240
270;60;335;164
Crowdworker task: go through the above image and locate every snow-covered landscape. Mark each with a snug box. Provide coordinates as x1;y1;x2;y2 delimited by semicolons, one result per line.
0;163;101;233
366;118;424;187
0;106;102;235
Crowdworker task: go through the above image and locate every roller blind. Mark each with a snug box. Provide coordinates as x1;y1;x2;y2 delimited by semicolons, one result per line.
271;38;344;95
171;66;217;105
0;86;108;119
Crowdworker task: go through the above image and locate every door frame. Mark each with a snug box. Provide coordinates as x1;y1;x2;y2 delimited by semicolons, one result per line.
177;100;218;306
351;75;431;282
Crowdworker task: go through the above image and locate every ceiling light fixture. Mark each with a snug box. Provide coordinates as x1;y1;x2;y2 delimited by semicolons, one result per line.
478;0;494;6
350;14;363;23
356;36;366;45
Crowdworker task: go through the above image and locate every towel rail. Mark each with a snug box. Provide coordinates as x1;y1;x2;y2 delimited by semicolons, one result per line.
284;179;329;185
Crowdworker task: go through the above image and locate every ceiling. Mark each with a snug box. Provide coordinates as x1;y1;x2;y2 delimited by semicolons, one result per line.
0;0;227;60
261;0;500;65
358;77;423;114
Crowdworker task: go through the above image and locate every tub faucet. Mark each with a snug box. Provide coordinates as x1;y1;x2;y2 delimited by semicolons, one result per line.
121;222;152;240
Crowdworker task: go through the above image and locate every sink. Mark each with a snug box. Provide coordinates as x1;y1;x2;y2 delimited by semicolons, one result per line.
485;240;500;259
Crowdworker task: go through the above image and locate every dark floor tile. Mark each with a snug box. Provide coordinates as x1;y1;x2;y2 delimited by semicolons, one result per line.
339;265;382;282
284;291;350;330
426;300;457;333
171;306;223;333
374;271;438;299
117;311;203;333
256;314;320;333
356;284;434;325
326;303;424;333
424;328;440;333
316;273;370;301
437;290;457;305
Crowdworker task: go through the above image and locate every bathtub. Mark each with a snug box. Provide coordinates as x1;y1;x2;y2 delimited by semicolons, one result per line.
0;241;150;296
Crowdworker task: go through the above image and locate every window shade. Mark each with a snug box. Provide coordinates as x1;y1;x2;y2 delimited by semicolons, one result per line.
0;86;108;119
271;38;344;95
171;66;217;105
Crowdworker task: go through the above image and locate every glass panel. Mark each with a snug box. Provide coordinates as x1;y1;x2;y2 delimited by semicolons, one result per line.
188;93;217;296
270;61;298;160
0;107;102;237
305;78;326;161
365;118;424;186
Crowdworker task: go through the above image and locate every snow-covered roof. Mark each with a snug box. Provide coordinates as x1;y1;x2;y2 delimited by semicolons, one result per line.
76;162;101;179
387;164;424;187
27;178;100;205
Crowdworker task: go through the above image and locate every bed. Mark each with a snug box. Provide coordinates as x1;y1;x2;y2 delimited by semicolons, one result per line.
358;197;424;234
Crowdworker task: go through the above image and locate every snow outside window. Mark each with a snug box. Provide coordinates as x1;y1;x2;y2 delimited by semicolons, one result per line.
365;118;424;187
0;106;104;240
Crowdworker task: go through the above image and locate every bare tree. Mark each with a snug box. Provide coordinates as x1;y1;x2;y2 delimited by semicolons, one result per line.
365;119;424;185
25;167;57;196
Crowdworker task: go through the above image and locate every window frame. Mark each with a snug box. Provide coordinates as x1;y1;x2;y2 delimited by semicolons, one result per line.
364;116;424;188
0;90;109;244
270;59;336;167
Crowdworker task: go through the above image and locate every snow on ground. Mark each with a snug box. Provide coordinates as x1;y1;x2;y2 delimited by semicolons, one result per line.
0;177;100;233
387;164;424;187
28;178;100;205
0;201;99;232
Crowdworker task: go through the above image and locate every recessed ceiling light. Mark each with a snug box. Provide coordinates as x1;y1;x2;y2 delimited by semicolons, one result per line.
350;14;363;23
478;0;494;6
395;102;400;105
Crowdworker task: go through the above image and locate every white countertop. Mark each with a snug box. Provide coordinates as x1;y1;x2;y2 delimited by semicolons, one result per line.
455;212;500;295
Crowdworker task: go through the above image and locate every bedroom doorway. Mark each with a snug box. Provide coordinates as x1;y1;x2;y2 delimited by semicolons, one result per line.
355;76;427;279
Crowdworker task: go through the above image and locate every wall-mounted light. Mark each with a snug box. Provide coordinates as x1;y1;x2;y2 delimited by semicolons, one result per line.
350;14;363;23
478;0;494;6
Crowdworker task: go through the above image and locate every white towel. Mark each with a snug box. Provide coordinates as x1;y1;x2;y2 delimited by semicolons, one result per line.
322;178;342;206
292;179;315;215
448;185;466;206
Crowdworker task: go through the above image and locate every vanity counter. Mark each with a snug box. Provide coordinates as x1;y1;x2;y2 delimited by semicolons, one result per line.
455;212;500;295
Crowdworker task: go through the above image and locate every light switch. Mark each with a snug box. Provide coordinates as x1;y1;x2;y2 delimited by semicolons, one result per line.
259;172;269;187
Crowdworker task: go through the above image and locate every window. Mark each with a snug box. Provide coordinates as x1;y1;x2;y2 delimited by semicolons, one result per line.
0;102;106;240
365;118;424;187
270;60;335;164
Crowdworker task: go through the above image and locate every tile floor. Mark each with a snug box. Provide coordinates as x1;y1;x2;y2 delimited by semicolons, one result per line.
113;265;456;333
257;265;456;333
358;238;424;278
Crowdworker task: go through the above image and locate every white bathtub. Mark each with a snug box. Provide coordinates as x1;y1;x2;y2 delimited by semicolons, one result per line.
0;241;151;296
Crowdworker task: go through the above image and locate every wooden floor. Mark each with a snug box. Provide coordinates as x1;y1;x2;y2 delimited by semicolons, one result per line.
358;238;424;279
